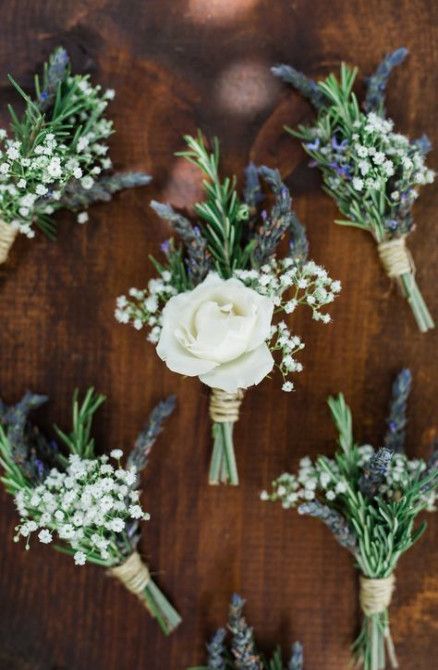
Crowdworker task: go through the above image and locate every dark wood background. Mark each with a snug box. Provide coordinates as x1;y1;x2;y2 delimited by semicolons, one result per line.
0;1;436;668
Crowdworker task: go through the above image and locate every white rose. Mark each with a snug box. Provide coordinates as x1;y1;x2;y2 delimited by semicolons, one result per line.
157;272;275;393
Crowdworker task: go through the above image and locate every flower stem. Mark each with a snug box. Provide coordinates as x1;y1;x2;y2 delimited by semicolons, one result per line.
209;421;239;485
400;271;434;333
142;577;182;635
353;611;398;670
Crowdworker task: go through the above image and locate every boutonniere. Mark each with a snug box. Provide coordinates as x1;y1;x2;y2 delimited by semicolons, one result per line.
262;369;437;670
273;48;435;332
0;47;150;265
116;133;341;486
189;593;303;670
0;389;181;635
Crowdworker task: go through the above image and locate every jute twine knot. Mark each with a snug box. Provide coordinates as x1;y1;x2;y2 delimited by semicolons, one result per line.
0;219;17;264
378;236;414;279
360;574;395;616
109;551;151;597
209;388;244;423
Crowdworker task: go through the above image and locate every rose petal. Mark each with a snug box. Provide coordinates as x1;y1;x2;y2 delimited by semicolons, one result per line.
199;342;274;392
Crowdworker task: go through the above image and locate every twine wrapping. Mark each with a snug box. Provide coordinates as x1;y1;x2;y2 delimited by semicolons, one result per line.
378;237;414;279
109;551;151;599
0;219;17;264
360;574;395;616
209;388;244;423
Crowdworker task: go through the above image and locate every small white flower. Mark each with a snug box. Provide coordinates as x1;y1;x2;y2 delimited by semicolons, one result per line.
74;551;87;566
129;505;143;519
110;449;123;459
326;490;336;501
81;176;94;190
108;518;125;533
6;146;19;160
352;177;364;191
260;490;269;501
38;529;53;544
282;381;294;392
77;212;89;224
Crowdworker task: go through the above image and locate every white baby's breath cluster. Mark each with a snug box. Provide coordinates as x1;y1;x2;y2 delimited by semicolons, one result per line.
234;258;341;323
261;445;436;510
115;270;177;344
268;321;304;391
348;112;435;195
14;451;149;566
0;77;114;237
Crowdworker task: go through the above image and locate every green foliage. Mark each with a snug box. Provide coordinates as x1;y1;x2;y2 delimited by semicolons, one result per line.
177;133;252;277
54;388;105;462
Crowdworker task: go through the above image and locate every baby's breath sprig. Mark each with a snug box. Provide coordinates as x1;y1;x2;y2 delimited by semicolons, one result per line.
116;133;341;486
0;389;181;635
273;48;435;332
188;594;304;670
0;47;150;264
262;369;437;670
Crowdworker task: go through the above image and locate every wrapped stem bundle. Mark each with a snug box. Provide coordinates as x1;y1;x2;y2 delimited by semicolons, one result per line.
262;369;437;669
116;134;341;486
189;593;303;669
273;48;435;332
0;389;181;635
0;47;150;263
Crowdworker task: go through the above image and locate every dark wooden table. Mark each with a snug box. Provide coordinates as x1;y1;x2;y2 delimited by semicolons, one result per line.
0;1;436;668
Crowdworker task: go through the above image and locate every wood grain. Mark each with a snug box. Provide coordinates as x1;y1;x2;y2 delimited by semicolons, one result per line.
0;1;436;668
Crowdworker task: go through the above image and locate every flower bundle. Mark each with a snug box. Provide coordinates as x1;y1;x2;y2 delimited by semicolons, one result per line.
0;388;181;635
273;48;435;332
189;593;303;670
0;47;150;263
262;369;437;670
116;133;341;486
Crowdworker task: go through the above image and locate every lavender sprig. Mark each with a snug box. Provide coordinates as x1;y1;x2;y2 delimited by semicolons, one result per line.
358;447;393;498
207;629;227;670
60;172;151;209
127;395;176;474
384;368;412;453
0;392;51;482
151;201;212;285
288;642;304;670
37;46;70;111
254;167;307;266
243;163;263;213
229;594;263;670
363;47;408;115
298;501;357;554
271;64;325;110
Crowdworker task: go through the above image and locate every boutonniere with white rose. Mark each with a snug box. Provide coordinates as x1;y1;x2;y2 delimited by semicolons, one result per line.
262;369;437;670
189;593;304;670
0;47;150;265
273;48;435;332
116;133;341;486
0;389;181;635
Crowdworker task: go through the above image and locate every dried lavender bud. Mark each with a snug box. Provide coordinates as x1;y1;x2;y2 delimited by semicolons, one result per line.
363;47;408;114
243;163;263;213
271;64;326;110
359;447;393;498
413;134;432;156
151;200;211;285
253;166;304;266
288;642;304;670
127;395;176;475
0;392;53;482
60;172;151;208
228;594;263;670
384;368;412;453
298;501;357;554
207;628;227;670
38;47;70;111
